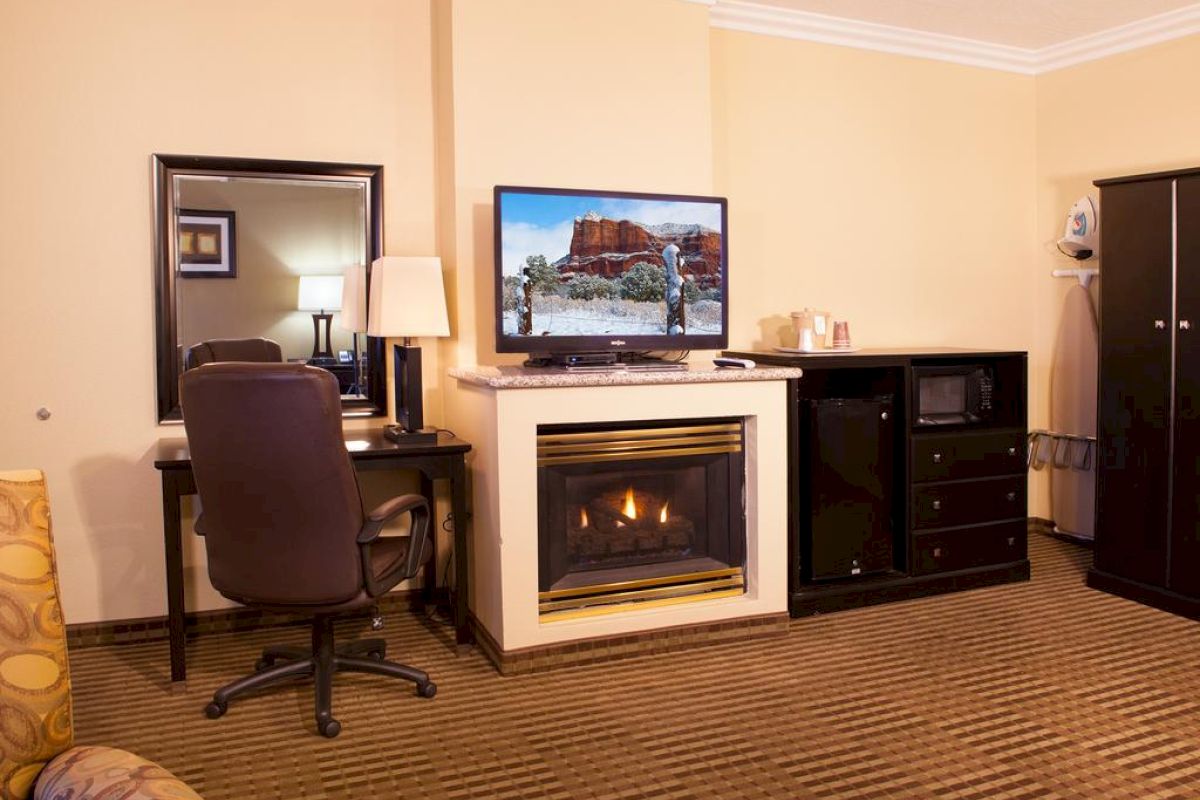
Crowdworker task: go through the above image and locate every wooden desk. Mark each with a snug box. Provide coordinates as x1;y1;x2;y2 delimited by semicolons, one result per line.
153;430;472;683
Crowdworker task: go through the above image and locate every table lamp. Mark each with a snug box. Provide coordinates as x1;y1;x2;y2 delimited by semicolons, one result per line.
367;256;450;444
298;275;344;360
340;265;367;395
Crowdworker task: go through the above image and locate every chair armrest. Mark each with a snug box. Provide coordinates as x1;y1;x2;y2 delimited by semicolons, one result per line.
358;494;431;596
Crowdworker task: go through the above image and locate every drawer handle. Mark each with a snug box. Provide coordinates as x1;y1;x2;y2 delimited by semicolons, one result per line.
1007;537;1015;546
931;500;942;511
932;452;943;464
1006;491;1017;502
1007;447;1017;456
932;547;942;558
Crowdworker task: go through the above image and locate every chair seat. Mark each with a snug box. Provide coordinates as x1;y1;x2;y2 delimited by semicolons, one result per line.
222;536;427;614
34;745;201;800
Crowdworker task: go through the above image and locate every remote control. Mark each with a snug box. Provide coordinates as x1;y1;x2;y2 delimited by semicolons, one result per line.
713;357;756;369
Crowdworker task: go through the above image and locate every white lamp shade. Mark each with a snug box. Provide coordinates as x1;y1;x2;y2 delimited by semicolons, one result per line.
339;265;367;332
297;275;344;311
367;256;450;338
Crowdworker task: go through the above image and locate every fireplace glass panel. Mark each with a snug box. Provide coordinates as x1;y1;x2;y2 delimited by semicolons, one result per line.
564;464;709;574
537;419;746;611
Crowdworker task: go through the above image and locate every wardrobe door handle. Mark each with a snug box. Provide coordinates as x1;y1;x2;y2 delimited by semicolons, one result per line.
1181;320;1192;331
931;452;943;464
1155;320;1167;329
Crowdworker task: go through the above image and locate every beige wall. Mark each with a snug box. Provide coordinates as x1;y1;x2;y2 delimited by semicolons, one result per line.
436;0;715;374
3;0;1195;623
0;0;436;623
711;29;1043;508
1033;35;1200;518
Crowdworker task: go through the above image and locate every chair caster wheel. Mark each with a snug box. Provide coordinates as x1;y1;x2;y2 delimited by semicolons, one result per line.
318;718;342;738
368;649;385;661
204;701;227;719
254;658;271;671
417;681;437;699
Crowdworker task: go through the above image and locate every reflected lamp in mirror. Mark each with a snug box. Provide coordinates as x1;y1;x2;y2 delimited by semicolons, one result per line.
367;256;450;444
340;265;367;395
298;275;343;361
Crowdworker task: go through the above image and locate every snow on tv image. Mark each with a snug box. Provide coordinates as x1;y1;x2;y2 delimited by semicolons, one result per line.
500;192;724;338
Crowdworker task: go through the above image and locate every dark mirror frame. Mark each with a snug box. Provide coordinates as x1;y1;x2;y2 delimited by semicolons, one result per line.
152;154;386;422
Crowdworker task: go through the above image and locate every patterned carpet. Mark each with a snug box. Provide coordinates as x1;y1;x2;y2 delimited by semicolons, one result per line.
70;534;1200;799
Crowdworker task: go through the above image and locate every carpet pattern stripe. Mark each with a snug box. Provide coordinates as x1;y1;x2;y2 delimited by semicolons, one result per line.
69;535;1200;799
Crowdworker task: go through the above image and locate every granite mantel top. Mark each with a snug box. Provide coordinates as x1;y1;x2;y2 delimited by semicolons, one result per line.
449;364;804;390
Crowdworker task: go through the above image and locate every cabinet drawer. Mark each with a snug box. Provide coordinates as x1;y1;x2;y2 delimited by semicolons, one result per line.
912;476;1026;530
911;520;1027;576
911;431;1025;482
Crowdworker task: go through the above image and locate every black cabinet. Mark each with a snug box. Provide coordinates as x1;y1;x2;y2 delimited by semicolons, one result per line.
800;398;894;581
1090;167;1200;617
727;347;1029;616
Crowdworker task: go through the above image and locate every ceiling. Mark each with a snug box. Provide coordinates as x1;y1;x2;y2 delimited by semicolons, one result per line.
746;0;1198;49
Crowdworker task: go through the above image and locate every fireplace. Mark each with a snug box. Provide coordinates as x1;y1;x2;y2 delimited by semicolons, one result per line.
537;419;746;618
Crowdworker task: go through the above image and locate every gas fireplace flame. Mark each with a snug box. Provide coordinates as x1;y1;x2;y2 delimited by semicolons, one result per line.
622;487;638;520
660;503;669;524
580;508;589;528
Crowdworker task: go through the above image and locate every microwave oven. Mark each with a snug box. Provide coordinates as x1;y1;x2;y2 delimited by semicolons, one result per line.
912;365;995;427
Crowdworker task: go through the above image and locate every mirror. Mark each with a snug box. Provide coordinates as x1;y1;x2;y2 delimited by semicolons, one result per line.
153;155;385;422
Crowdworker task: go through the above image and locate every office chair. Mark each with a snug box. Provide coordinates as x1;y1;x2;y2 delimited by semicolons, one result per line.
179;363;436;738
183;337;283;370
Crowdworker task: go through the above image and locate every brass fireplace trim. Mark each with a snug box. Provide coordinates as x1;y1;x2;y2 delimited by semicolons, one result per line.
537;422;743;466
540;587;747;623
539;422;741;444
538;568;745;616
541;566;744;601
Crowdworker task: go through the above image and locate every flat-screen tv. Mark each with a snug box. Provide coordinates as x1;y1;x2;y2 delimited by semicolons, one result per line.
494;185;728;355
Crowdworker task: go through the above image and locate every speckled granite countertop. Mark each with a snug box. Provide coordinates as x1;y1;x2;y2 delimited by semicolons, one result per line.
449;364;804;389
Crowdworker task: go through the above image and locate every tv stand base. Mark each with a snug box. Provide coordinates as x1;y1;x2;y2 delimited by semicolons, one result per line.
524;353;687;372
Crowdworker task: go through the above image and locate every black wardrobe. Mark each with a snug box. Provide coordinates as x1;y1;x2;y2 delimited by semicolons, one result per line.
1089;166;1200;618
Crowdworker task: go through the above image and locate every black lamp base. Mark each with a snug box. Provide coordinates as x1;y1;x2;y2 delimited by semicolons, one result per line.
389;342;433;444
383;426;437;445
310;312;334;359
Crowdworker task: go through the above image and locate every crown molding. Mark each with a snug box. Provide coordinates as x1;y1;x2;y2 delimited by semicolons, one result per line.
701;0;1200;75
1033;4;1200;72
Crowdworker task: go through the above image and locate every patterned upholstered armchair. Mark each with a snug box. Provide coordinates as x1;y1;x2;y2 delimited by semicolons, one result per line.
0;470;201;800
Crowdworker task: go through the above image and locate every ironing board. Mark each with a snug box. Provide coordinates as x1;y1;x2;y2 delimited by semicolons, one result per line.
1049;283;1098;539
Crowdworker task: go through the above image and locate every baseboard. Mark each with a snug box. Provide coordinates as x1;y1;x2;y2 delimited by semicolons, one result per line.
470;611;790;676
789;560;1031;617
1087;568;1200;622
66;590;428;650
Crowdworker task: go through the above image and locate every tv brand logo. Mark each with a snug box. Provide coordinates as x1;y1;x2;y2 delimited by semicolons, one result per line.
610;339;626;346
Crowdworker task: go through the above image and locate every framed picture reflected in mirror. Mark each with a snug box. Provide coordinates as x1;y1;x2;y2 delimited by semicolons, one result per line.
178;208;237;278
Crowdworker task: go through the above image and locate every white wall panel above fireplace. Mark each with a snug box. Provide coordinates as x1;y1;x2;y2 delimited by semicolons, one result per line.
451;368;794;655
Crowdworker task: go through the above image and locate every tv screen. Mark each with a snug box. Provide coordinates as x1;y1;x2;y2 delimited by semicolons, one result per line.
494;185;728;354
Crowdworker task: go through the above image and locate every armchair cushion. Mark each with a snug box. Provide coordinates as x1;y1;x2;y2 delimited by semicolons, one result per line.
0;472;204;800
34;746;201;800
0;471;72;800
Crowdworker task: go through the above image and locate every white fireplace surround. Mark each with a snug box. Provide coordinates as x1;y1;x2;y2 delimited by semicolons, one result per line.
450;366;800;654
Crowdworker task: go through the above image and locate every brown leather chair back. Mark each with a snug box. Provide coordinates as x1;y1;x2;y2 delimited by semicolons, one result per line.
184;337;283;370
180;363;366;606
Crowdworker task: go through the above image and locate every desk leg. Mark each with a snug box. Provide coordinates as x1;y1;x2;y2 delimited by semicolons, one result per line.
450;456;472;648
420;473;436;612
162;473;187;682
